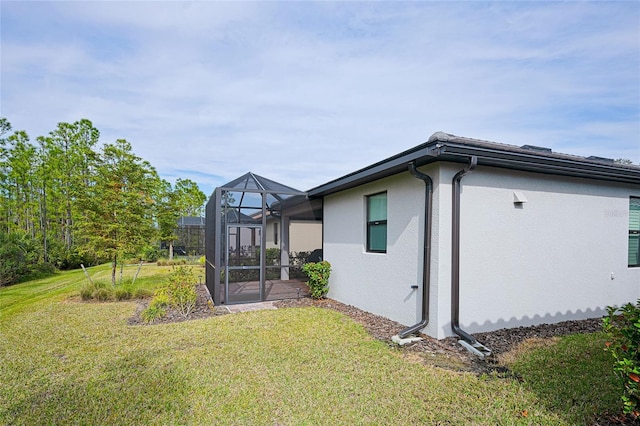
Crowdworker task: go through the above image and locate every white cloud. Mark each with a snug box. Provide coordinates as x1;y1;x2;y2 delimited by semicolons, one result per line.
1;1;638;194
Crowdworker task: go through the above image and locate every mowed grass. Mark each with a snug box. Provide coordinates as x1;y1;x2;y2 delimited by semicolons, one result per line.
0;266;622;425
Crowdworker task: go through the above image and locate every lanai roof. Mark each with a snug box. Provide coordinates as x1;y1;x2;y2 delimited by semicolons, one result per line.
220;172;305;199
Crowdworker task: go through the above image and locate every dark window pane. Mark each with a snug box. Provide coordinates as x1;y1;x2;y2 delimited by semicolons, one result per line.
368;223;387;252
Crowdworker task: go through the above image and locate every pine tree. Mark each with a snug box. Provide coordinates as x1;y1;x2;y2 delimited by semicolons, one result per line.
79;139;159;286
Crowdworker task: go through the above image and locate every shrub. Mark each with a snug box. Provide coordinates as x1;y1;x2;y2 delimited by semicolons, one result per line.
141;305;166;323
132;287;154;299
93;287;113;302
150;291;170;309
79;281;111;301
166;266;197;317
80;283;95;301
0;231;42;286
114;287;132;301
603;300;640;415
302;261;331;299
140;291;171;323
156;259;188;267
140;245;160;262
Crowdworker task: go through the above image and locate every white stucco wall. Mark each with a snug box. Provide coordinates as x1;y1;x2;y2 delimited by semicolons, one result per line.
323;161;640;340
323;171;427;327
454;165;640;335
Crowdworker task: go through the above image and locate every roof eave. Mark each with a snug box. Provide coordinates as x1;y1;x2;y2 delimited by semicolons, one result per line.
308;137;640;198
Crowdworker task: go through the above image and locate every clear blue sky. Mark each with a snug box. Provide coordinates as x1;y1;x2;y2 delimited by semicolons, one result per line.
2;1;639;197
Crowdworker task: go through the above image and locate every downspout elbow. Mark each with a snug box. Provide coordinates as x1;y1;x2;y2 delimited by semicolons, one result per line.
398;162;433;339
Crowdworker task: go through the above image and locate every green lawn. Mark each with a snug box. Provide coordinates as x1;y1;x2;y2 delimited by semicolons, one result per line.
0;265;622;425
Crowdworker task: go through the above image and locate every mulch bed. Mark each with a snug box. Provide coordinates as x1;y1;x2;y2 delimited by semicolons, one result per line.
127;284;228;326
127;286;635;425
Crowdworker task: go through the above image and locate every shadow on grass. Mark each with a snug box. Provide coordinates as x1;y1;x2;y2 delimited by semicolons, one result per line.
508;332;622;425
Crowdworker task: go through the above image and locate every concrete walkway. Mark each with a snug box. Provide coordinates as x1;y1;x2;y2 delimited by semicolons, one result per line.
224;301;278;313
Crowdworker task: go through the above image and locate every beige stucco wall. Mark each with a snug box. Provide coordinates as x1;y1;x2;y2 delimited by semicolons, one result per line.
265;219;322;254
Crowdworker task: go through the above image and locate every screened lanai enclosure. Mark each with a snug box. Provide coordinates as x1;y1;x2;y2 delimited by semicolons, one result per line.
205;172;323;305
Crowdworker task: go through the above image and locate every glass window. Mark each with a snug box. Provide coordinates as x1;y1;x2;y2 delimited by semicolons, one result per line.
629;197;640;267
274;222;278;246
367;192;387;253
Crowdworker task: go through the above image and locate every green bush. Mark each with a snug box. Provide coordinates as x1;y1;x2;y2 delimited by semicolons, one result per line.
93;287;113;302
140;245;160;262
132;287;154;299
166;266;197;317
47;238;99;270
79;281;111;301
150;291;170;309
114;287;132;301
0;231;42;286
603;300;640;415
141;305;166;323
79;283;95;301
302;261;331;299
140;291;170;323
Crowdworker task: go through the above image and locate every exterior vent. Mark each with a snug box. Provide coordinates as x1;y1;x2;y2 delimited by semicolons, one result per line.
521;144;552;153
587;156;615;164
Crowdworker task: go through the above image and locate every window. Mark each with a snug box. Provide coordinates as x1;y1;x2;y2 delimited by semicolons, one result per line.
274;222;278;246
367;192;387;253
630;197;640;267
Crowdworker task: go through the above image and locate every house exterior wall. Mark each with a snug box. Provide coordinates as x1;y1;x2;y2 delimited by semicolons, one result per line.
323;171;426;327
453;164;640;336
323;162;640;339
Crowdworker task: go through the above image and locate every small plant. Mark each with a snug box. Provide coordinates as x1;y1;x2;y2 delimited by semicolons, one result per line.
141;304;166;323
79;281;114;301
603;300;640;416
166;266;197;317
114;287;132;301
150;291;170;309
93;287;113;302
132;287;154;299
302;261;331;299
79;283;95;300
140;290;170;323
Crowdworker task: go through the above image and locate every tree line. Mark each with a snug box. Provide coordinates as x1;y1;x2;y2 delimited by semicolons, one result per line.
0;117;206;286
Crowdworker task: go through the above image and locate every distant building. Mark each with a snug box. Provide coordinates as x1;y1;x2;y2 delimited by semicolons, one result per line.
161;216;205;256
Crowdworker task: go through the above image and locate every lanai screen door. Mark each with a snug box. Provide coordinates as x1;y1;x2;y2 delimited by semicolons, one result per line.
226;225;263;303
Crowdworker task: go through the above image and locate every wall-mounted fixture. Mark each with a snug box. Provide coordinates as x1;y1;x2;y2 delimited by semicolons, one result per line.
513;191;528;205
